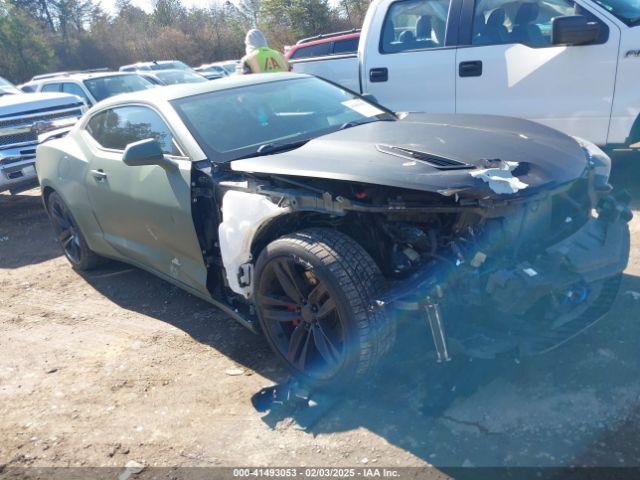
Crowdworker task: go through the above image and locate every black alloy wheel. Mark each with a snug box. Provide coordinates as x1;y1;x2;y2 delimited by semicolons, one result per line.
254;228;395;386
47;192;103;270
257;256;346;380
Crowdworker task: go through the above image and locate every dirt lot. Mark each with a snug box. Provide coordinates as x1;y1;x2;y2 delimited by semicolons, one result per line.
1;159;640;473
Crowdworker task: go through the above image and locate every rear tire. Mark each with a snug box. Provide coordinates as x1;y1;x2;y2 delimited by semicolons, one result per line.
47;191;104;271
254;228;395;387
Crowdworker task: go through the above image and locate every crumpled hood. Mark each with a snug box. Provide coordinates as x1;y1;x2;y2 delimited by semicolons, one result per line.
0;92;84;118
231;113;589;197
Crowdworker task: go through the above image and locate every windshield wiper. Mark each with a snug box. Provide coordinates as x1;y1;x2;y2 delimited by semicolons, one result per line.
237;139;310;159
338;116;394;131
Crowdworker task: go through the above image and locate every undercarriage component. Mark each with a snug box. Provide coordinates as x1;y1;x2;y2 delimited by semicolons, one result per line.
424;298;451;363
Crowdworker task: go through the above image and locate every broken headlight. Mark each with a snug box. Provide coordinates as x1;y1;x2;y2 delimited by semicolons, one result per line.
574;136;612;190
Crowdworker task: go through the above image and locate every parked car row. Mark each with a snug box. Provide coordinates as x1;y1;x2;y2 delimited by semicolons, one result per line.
1;60;242;195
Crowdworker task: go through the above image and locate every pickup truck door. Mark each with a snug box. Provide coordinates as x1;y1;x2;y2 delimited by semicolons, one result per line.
362;0;460;113
82;105;208;294
455;0;620;145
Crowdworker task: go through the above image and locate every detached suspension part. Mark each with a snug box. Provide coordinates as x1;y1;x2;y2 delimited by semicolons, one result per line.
424;295;451;363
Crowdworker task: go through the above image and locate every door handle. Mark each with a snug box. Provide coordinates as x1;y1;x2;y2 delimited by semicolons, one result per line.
459;60;483;77
369;67;388;83
91;169;107;181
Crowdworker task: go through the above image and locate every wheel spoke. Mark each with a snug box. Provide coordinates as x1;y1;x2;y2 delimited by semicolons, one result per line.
312;323;340;366
52;207;70;230
287;324;310;368
59;230;73;247
67;237;81;262
257;293;295;308
308;282;327;305
261;308;300;323
316;297;336;320
273;259;305;303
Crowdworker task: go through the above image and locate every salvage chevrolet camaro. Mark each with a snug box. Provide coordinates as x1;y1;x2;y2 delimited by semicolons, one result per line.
37;73;632;385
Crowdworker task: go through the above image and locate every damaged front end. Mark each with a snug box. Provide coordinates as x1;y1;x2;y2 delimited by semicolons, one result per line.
380;179;632;361
225;115;632;362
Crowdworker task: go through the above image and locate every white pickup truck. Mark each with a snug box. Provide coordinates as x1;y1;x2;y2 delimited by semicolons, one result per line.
291;0;640;151
1;77;85;194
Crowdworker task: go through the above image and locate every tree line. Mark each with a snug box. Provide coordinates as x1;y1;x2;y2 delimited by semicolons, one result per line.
0;0;371;83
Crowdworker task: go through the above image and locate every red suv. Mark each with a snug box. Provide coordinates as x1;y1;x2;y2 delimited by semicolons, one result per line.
286;30;360;60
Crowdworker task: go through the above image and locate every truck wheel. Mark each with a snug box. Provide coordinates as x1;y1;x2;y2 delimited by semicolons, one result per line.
47;191;103;271
254;228;395;386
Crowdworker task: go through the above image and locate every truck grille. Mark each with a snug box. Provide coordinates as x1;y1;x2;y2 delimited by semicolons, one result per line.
0;106;83;149
0;131;37;147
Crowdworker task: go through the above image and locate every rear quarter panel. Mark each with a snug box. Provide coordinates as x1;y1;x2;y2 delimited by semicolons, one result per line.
36;131;118;258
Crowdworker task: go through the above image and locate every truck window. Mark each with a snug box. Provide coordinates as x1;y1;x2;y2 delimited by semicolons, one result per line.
380;0;451;53
41;83;61;93
471;0;604;47
61;82;92;105
291;42;332;59
591;0;640;26
332;37;359;54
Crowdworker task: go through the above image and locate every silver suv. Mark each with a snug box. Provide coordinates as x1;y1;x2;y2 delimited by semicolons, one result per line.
1;76;85;194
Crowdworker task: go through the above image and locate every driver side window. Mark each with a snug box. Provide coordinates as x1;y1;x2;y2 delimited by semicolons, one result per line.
380;0;451;53
86;106;179;155
471;0;599;47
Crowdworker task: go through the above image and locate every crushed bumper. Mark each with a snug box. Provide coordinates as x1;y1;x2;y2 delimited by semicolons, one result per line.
383;193;632;359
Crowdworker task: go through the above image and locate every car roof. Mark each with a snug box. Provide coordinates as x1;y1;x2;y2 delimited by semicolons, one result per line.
143;69;194;76
35;72;141;83
94;72;310;108
291;32;360;50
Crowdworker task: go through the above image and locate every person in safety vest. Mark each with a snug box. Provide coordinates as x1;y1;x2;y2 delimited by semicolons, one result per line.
240;29;290;75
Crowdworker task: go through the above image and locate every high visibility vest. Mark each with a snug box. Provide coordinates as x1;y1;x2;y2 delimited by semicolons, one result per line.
242;47;289;74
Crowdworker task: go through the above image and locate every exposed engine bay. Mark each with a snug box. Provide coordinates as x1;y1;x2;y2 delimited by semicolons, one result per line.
190;154;632;362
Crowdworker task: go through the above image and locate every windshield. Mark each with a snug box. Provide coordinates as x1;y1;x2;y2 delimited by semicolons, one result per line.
0;76;20;95
222;62;238;74
203;66;225;74
591;0;640;24
150;61;191;71
155;70;207;85
84;74;154;102
172;77;395;162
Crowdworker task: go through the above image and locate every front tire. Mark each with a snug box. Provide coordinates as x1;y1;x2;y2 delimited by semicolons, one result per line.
254;228;395;386
47;191;103;271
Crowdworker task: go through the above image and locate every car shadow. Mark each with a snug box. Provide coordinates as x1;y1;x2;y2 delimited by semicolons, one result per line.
0;191;63;269
251;272;640;469
78;261;285;383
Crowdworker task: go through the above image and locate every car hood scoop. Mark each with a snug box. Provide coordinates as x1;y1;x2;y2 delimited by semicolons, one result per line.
376;144;474;170
231;113;588;197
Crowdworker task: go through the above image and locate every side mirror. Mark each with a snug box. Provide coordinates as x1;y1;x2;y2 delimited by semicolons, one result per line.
552;15;601;46
123;138;165;167
361;93;379;104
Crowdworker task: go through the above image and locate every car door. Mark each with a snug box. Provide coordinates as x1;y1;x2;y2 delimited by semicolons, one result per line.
455;0;619;144
362;0;460;113
82;105;208;294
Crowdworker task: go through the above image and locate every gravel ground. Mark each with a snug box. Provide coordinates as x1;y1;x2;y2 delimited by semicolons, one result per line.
1;159;639;474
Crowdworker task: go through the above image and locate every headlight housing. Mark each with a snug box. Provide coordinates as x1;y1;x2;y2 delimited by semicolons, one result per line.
573;136;611;190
